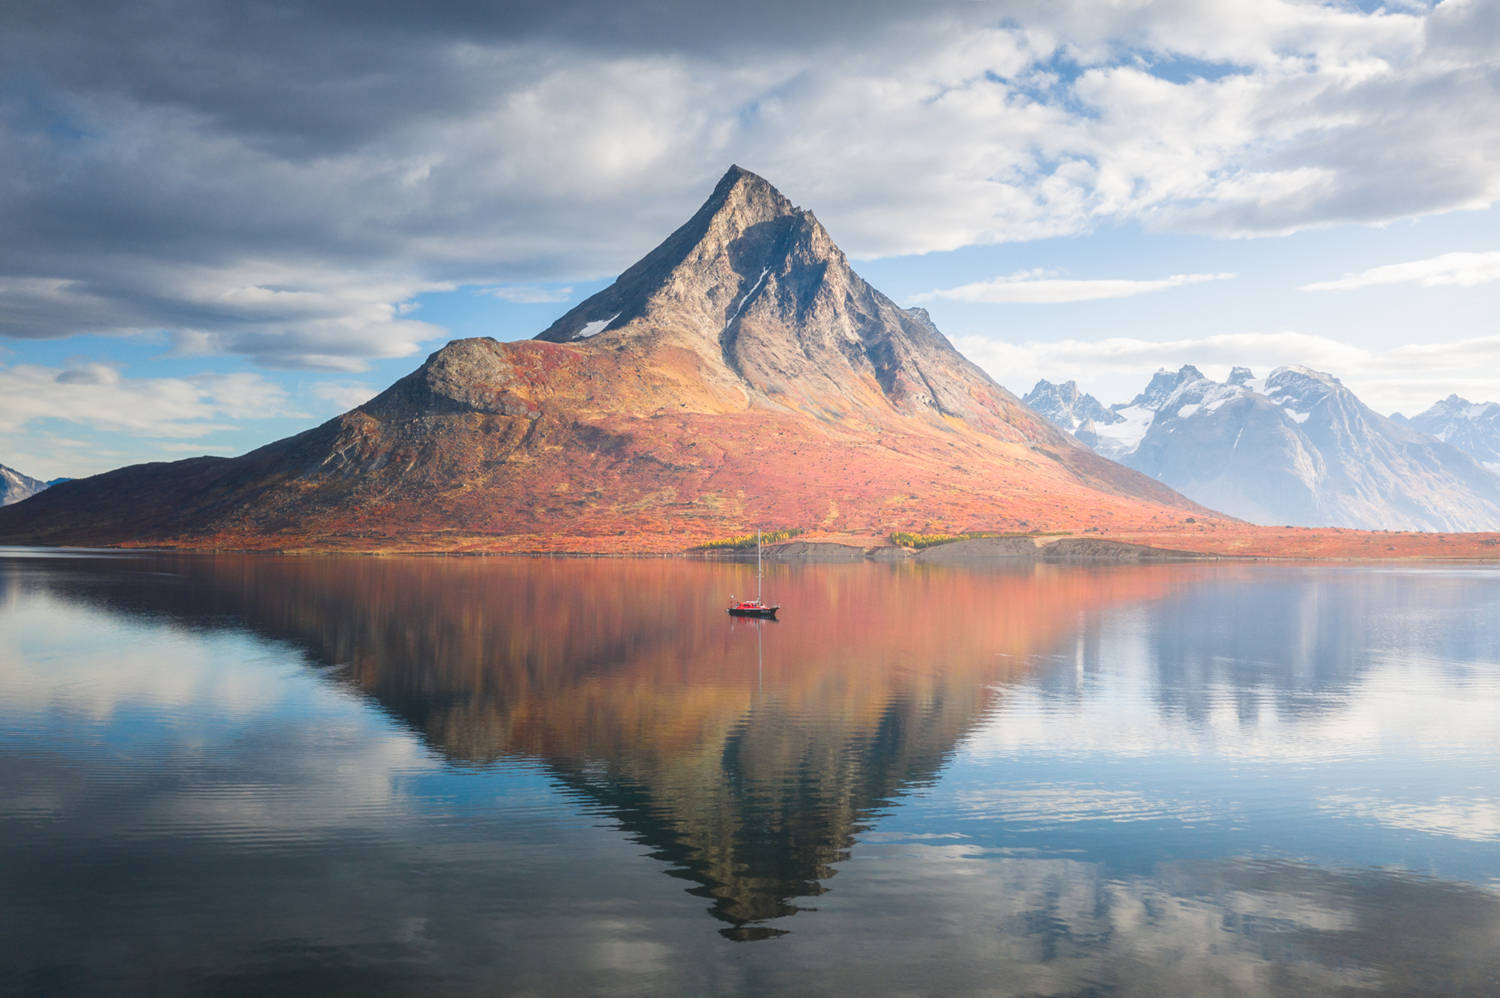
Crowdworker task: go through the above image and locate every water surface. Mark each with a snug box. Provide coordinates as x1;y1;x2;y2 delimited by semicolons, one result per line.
2;551;1498;995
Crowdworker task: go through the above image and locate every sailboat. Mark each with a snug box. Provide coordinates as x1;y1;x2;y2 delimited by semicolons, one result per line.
727;529;780;619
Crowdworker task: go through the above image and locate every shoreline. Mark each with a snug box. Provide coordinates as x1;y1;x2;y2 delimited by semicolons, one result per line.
6;533;1500;564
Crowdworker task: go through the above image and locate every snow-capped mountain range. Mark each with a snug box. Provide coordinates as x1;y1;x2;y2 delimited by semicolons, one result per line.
1024;367;1500;532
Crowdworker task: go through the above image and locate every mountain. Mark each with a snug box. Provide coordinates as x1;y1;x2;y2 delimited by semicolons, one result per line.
1078;366;1208;461
1021;380;1121;433
0;463;52;507
1029;366;1500;532
0;167;1209;552
1400;395;1500;474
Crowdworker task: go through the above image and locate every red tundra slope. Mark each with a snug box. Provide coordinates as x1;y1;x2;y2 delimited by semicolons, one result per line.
2;166;1491;557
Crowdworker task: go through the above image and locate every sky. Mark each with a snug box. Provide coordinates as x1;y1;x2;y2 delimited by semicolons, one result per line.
2;0;1498;480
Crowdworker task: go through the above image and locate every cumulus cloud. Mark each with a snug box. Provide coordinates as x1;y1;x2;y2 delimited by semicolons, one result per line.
0;262;447;370
914;271;1233;304
1300;250;1500;291
0;363;298;438
0;0;1497;367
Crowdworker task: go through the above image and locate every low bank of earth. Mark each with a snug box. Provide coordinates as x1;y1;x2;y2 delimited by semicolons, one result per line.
710;536;1214;564
698;528;1500;563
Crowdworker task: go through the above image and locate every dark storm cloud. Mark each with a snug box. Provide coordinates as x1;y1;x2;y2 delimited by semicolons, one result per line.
2;0;971;153
0;0;1496;368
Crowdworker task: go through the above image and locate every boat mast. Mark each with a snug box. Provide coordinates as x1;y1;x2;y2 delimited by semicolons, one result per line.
756;528;762;602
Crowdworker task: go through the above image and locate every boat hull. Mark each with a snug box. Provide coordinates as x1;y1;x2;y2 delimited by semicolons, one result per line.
727;606;779;619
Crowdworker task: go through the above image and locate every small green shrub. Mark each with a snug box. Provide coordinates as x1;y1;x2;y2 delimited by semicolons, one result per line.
889;529;1070;549
696;527;803;550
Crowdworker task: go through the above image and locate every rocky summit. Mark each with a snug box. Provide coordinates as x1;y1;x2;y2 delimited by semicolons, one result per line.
0;166;1210;552
1021;380;1121;434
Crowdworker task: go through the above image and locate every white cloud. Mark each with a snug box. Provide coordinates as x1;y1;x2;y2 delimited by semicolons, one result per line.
1300;250;1500;291
914;271;1233;304
483;285;575;304
309;380;379;413
0;264;448;371
0;362;297;438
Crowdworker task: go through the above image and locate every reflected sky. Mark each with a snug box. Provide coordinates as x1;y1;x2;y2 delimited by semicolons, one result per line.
2;552;1498;995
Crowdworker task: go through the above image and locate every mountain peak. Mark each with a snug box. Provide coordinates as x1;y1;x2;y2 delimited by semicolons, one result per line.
705;164;799;224
1270;364;1339;385
531;166;1023;425
1;461;52;507
534;165;808;347
715;163;781;199
1130;364;1206;409
1023;379;1119;432
0;167;1210;552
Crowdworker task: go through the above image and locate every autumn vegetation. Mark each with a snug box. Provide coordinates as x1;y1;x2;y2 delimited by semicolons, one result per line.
695;528;804;550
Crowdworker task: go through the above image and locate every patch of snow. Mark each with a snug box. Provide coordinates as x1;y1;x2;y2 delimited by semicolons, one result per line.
1232;427;1244;450
1091;403;1155;456
1203;396;1231;413
1177;403;1201;418
575;313;620;339
1285;409;1311;424
727;267;770;325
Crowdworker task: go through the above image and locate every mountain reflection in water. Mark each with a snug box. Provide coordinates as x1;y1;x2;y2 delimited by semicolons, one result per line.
2;553;1499;995
16;555;1182;939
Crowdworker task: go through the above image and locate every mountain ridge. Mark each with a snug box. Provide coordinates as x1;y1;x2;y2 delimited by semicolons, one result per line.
1027;365;1500;532
1401;394;1500;473
0;166;1212;552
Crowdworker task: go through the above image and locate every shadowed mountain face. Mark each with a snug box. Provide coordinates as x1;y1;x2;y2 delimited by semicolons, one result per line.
11;553;1195;939
0;167;1209;552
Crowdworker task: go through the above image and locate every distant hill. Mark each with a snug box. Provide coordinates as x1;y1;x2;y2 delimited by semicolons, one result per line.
1026;366;1500;532
0;166;1210;552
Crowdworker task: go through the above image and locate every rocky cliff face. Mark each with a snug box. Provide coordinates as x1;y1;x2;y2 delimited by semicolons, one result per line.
0;167;1211;552
1028;365;1500;532
535;166;1052;437
1022;380;1121;433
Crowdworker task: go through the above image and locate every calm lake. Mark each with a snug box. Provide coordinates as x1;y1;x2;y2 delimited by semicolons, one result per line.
3;549;1499;996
